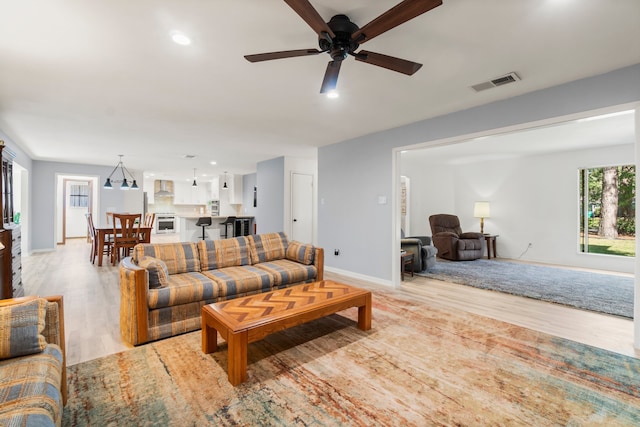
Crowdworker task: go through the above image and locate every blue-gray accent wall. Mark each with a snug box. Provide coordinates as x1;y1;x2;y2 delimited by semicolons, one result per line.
256;156;285;234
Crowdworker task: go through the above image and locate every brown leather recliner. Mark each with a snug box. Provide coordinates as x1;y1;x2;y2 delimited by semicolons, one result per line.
429;214;484;261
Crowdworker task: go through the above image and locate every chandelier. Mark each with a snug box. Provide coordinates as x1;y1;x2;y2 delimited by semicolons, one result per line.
104;155;139;190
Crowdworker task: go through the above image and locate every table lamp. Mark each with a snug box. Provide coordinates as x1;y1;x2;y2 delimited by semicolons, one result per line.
474;201;491;234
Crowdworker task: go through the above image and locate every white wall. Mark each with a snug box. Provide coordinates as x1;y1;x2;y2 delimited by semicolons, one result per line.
403;144;635;273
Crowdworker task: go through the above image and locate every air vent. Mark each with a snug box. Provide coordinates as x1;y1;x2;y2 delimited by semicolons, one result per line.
471;72;521;92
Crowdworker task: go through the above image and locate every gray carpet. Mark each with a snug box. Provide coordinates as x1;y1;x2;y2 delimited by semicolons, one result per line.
416;259;634;318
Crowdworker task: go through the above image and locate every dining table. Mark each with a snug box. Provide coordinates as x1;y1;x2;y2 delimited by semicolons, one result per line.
94;224;152;266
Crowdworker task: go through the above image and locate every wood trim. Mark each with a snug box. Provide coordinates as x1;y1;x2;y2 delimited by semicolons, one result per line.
46;295;67;406
132;265;149;344
0;295;38;307
315;247;324;281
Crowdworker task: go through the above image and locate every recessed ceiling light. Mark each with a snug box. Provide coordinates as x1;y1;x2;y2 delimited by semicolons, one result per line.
326;90;339;99
171;31;191;46
210;161;217;165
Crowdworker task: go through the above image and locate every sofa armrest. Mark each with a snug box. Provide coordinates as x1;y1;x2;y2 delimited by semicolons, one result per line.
434;231;459;238
0;295;67;405
406;236;433;246
314;247;324;281
460;232;483;239
119;257;150;346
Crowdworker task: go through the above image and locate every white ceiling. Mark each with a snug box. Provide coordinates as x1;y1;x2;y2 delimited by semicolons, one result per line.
404;110;637;165
1;0;639;181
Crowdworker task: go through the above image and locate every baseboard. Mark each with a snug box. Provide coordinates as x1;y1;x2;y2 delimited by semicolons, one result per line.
324;266;394;288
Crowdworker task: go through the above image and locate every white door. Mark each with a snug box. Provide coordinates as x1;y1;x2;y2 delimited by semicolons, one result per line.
291;173;313;243
65;180;91;238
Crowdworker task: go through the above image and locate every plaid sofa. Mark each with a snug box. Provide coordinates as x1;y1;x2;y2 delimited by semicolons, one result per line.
120;232;324;346
0;296;66;427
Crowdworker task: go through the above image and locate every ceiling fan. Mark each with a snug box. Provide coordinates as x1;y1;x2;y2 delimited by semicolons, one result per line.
244;0;443;94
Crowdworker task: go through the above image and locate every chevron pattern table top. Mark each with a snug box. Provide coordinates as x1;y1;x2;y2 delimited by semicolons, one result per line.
207;280;371;332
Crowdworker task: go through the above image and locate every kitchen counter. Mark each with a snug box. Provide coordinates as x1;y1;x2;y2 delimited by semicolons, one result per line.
177;216;254;242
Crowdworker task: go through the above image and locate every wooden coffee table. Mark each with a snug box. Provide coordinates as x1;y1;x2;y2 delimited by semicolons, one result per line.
201;280;372;385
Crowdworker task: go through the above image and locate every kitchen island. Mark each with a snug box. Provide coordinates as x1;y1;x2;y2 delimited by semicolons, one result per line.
178;216;254;242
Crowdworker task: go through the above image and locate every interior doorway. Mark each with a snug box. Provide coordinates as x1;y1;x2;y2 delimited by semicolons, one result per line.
56;175;99;244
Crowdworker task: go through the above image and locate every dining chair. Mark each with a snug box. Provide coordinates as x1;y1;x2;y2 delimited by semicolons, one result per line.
85;212;112;264
143;212;155;227
112;213;141;266
137;212;155;244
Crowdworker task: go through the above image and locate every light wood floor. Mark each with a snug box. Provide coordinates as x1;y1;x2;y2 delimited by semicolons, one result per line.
22;236;639;366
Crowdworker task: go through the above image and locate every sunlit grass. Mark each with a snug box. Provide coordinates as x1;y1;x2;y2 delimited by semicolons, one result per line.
586;236;635;257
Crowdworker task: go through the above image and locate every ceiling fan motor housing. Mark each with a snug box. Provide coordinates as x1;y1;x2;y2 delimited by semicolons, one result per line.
319;15;360;61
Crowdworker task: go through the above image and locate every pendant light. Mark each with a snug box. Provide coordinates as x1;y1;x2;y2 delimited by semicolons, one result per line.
223;172;228;190
104;155;139;190
192;168;198;187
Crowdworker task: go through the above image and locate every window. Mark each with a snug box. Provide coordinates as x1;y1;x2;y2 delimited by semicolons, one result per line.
69;184;89;208
578;165;635;257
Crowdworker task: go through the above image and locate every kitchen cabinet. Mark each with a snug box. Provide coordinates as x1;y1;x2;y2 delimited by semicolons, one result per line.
231;174;243;204
220;174;243;204
210;177;220;200
174;181;211;205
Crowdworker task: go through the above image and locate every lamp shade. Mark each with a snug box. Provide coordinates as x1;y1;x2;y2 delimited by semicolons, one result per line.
474;201;491;218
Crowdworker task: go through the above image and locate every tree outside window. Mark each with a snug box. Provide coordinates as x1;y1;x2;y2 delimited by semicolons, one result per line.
579;165;635;257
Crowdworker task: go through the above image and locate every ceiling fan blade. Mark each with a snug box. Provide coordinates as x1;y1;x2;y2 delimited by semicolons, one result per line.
320;60;342;93
355;50;422;75
352;0;442;43
284;0;336;38
244;49;322;63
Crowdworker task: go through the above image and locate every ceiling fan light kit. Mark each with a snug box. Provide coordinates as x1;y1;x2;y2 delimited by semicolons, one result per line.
244;0;443;94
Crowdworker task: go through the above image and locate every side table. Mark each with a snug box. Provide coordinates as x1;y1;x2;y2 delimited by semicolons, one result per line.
483;234;499;259
401;251;414;281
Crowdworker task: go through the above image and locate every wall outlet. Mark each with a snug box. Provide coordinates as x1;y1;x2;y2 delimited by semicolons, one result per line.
334;249;340;256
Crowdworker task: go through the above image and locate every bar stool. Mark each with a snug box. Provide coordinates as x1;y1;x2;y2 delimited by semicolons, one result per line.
195;217;212;240
220;216;236;239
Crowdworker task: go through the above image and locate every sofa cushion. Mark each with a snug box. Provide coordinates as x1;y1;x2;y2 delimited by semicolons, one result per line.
198;237;251;270
0;344;63;426
133;243;200;274
137;256;169;289
285;241;315;265
201;266;273;298
148;272;219;309
248;232;288;263
0;299;47;360
252;260;318;287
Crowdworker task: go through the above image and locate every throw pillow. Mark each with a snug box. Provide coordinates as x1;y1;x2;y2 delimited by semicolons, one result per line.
0;298;47;360
286;241;315;265
137;256;170;289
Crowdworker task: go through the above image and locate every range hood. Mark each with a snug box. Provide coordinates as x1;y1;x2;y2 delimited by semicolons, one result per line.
154;180;174;197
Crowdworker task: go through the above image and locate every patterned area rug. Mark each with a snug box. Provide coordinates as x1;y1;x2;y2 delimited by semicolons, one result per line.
63;289;640;426
417;259;634;318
